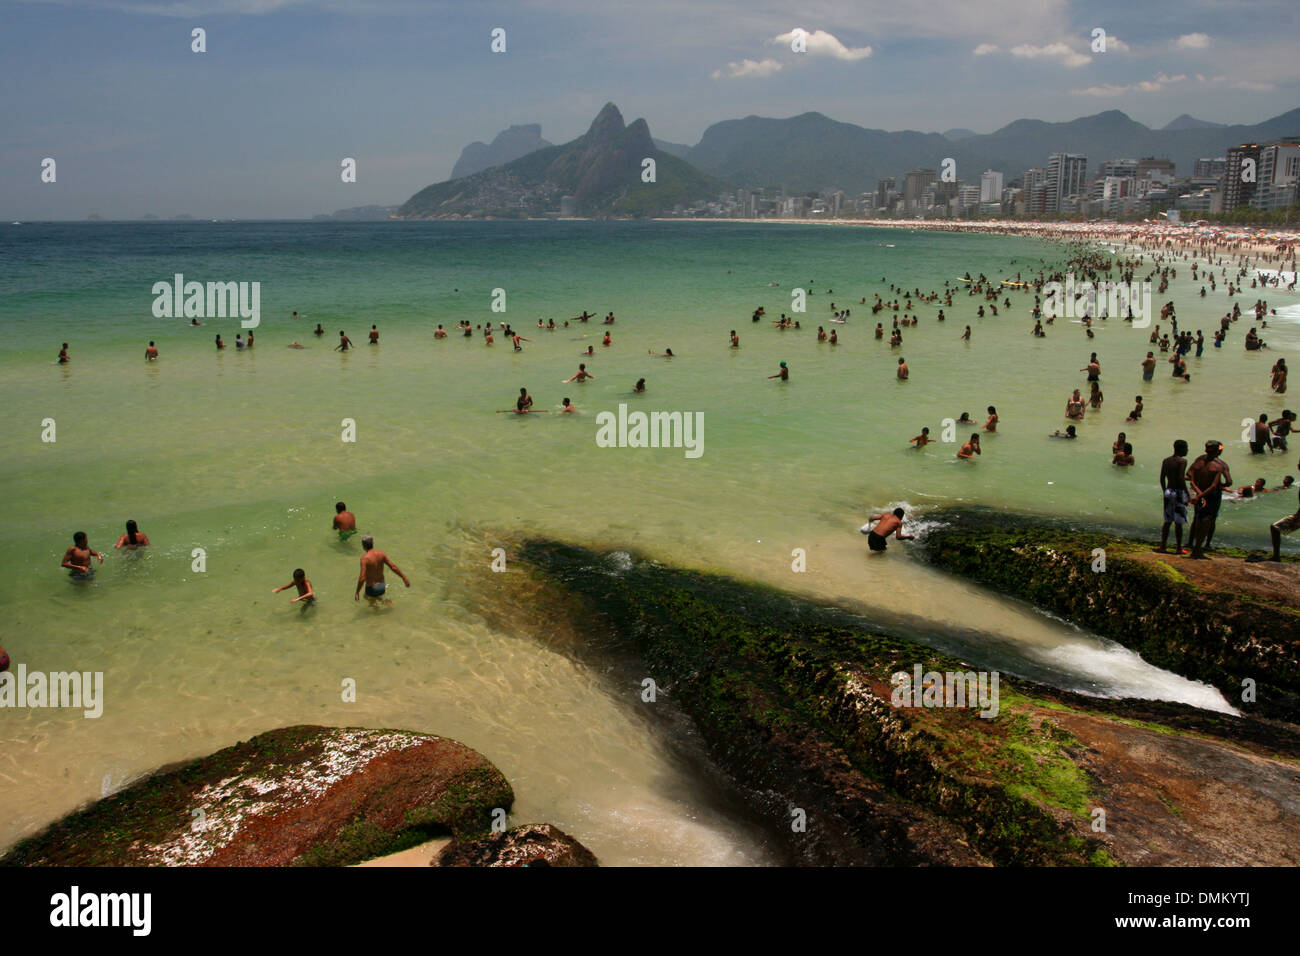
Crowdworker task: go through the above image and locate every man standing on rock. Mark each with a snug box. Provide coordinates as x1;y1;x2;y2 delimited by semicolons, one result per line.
1188;441;1232;560
1157;440;1189;555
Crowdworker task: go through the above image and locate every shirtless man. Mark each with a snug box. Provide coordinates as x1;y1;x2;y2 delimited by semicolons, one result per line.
768;361;789;381
561;397;577;413
911;427;932;448
1270;455;1300;560
730;330;740;348
61;531;103;577
958;434;981;459
434;324;447;339
333;502;357;541
897;358;909;380
512;332;532;351
564;363;594;383
354;536;410;605
1187;440;1232;559
369;325;379;345
336;331;354;352
58;343;69;364
145;341;159;361
1141;352;1156;381
516;387;534;412
860;508;913;552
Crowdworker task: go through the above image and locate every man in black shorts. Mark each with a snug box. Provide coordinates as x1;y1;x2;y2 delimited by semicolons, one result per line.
1188;440;1232;559
861;508;913;552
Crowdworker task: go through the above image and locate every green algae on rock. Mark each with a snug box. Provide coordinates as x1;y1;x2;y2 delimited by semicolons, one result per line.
435;823;598;867
918;510;1300;722
506;537;1300;866
0;725;514;867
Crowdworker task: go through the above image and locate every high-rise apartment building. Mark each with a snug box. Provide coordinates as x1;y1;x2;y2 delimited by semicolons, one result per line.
979;170;1004;203
1224;143;1262;210
1046;153;1087;212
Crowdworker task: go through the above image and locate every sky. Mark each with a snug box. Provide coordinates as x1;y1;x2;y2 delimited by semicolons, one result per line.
2;0;1296;219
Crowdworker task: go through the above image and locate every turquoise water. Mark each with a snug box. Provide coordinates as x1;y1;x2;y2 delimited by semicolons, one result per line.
2;220;1295;862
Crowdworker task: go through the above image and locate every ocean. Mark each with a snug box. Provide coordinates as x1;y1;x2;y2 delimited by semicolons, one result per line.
2;219;1296;863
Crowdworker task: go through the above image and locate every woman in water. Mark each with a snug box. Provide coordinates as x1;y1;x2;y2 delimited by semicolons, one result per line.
115;519;150;549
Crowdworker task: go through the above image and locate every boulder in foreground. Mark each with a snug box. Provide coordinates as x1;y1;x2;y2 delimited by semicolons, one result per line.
1;725;514;867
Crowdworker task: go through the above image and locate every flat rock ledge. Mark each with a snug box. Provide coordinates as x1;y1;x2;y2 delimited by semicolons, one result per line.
1;725;517;867
434;824;598;867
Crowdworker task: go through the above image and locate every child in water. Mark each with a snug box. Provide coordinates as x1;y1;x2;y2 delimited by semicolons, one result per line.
272;568;315;604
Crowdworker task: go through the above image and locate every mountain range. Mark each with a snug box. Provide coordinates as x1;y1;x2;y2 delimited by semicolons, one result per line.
397;104;720;219
396;106;1299;218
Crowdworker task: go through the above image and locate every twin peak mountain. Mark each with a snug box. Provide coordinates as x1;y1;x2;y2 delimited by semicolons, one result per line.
397;103;717;219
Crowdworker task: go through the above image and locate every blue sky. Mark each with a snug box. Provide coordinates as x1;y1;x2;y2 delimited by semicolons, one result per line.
2;0;1296;219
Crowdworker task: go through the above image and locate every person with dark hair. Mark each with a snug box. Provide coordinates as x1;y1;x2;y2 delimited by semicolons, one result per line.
145;341;159;361
58;343;70;364
369;325;379;345
333;502;357;542
1113;442;1134;467
633;378;646;393
336;330;353;352
272;568;315;605
984;407;998;432
115;520;150;549
1188;440;1232;559
1250;414;1272;454
861;508;913;552
1158;440;1190;555
61;531;103;577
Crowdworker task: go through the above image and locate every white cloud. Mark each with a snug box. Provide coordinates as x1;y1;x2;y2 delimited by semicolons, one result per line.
772;28;873;61
1008;42;1091;68
973;43;999;56
1105;36;1130;53
1175;33;1211;49
710;58;783;80
1069;71;1276;96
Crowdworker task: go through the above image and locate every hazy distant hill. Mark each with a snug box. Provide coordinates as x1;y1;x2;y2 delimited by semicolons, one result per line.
1163;114;1226;131
653;137;692;158
313;204;399;221
398;103;722;219
942;128;979;141
684;107;1300;194
450;124;552;180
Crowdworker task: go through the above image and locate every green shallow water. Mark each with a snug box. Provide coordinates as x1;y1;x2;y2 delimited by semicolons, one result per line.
1;220;1296;862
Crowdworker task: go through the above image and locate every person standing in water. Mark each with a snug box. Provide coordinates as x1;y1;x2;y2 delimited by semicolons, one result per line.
57;343;70;364
564;363;594;383
273;568;315;605
355;536;410;606
516;387;534;412
145;341;159;361
61;531;103;577
333;502;357;541
336;331;353;352
768;361;789;381
368;325;379;345
114;520;150;549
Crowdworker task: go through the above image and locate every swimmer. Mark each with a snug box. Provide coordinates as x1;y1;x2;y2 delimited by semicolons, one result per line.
956;412;973;425
314;323;326;337
1050;425;1078;439
516;387;534;412
511;332;532;351
336;331;353;351
215;334;225;349
768;361;789;381
649;348;674;358
190;318;203;326
860;508;913;552
602;332;613;346
960;326;971;341
272;568;315;604
236;335;245;350
369;325;379;344
57;343;69;364
582;345;594;356
634;378;646;393
564;363;595;383
561;397;577;413
1113;443;1135;467
897;358;908;380
333;502;358;541
958;434;981;459
355;536;410;606
287;342;305;349
911;427;932;448
1127;396;1143;422
984;406;998;432
62;531;103;577
434;324;447;339
730;330;740;348
145;341;159;361
114;519;150;549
